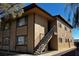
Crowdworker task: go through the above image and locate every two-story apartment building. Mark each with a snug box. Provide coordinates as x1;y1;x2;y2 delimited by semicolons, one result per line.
0;4;75;55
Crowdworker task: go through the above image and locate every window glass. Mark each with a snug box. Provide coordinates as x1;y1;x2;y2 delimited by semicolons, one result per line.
17;36;25;45
4;23;9;30
65;39;67;42
65;27;67;31
70;40;72;42
70;30;71;32
59;23;62;28
18;18;26;26
59;38;62;43
3;37;9;46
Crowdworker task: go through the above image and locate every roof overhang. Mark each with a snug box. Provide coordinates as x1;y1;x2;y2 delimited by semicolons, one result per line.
23;4;56;21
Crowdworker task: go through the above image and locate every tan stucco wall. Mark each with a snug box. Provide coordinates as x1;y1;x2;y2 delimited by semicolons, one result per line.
57;17;74;51
34;14;48;48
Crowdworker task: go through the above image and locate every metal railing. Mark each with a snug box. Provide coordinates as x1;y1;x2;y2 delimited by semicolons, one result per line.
34;26;55;55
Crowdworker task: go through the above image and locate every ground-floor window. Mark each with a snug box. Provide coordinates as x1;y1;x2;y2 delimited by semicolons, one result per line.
59;38;62;43
2;37;9;46
65;39;68;43
16;36;26;45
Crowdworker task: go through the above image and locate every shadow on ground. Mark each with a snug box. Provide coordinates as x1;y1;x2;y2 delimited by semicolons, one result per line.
0;48;79;56
0;50;33;56
62;48;79;56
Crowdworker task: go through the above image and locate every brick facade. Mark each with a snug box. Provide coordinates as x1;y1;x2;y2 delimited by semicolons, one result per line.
0;4;75;54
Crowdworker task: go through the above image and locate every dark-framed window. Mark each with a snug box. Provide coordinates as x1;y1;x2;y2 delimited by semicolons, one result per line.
16;35;26;45
59;38;62;43
70;39;72;42
68;39;70;42
4;23;9;31
65;27;67;31
2;37;9;46
65;39;68;43
59;23;62;28
70;30;71;32
17;16;28;27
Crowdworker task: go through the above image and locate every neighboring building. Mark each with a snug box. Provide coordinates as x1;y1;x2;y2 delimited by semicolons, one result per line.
74;39;79;42
0;4;75;55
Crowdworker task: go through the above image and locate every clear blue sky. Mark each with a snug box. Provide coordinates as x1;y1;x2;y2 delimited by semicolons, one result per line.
25;3;79;39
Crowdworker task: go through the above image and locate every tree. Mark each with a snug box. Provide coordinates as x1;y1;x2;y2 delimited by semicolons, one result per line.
0;3;24;19
65;3;79;28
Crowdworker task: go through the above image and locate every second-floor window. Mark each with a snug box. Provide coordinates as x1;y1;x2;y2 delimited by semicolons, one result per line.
59;23;62;28
4;23;9;32
65;27;67;31
70;40;72;42
3;37;9;46
70;30;71;32
17;17;27;27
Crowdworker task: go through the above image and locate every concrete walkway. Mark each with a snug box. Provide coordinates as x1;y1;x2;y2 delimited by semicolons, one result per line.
0;47;76;56
16;47;76;56
39;47;76;56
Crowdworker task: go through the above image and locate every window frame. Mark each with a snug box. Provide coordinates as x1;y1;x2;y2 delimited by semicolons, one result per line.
59;23;62;28
65;39;68;43
59;37;62;43
2;37;9;46
16;16;28;27
16;35;26;46
65;27;67;31
70;29;72;32
4;23;10;31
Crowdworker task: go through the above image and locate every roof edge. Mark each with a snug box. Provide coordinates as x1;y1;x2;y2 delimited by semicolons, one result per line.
55;15;73;28
23;3;55;18
23;4;73;28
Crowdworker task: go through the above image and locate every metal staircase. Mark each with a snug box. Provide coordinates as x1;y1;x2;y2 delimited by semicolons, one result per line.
34;26;55;55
